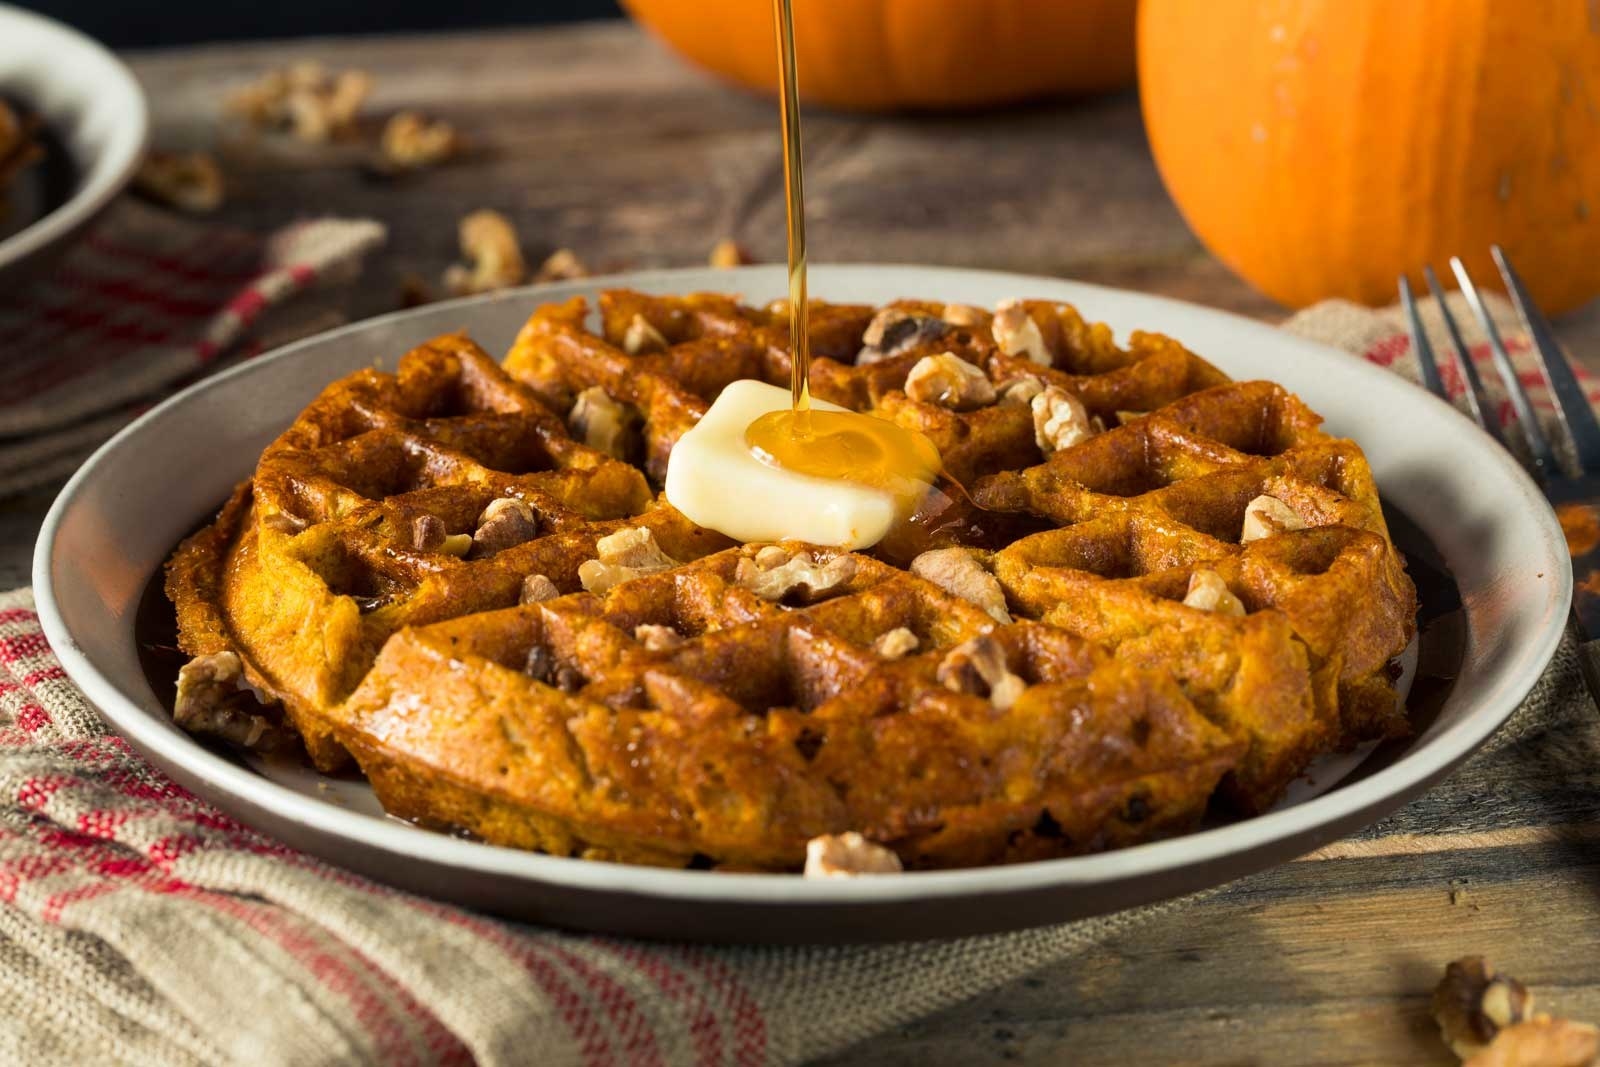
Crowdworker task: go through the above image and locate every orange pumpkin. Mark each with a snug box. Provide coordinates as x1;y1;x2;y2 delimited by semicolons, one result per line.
621;0;1138;111
1139;0;1600;315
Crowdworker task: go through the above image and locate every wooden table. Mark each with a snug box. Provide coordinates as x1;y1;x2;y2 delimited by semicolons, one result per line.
10;21;1600;1065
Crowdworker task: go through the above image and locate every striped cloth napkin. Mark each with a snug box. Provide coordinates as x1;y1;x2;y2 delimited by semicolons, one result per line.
0;201;384;496
1;212;1594;1064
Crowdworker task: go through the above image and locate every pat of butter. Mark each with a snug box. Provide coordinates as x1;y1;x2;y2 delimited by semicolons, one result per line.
665;380;909;549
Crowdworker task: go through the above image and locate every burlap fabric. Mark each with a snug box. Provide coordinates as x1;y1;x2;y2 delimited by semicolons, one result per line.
0;286;1586;1065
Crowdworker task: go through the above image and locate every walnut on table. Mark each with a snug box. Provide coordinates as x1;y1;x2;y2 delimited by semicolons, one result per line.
1434;957;1600;1067
227;62;370;143
377;111;464;172
709;238;753;268
534;247;589;284
134;151;224;214
443;210;525;296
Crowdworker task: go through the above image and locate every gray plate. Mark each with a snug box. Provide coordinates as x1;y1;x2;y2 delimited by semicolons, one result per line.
34;265;1571;944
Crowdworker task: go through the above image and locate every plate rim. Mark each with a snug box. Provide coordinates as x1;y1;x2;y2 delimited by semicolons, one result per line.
33;263;1573;908
0;4;151;270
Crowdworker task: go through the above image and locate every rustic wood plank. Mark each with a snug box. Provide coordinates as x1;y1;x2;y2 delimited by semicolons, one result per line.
6;20;1600;1065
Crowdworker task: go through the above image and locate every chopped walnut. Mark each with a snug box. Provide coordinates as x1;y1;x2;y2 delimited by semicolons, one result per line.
134;151;224;213
734;548;857;603
525;646;584;693
634;624;685;652
998;376;1045;408
473;498;539;556
1241;494;1307;542
1182;570;1246;616
622;314;669;355
1435;958;1538;1060
409;514;446;551
1031;385;1096;455
227;62;370;143
909;548;1012;625
520;573;561;604
992;300;1052;366
567;386;641;460
1116;410;1149;426
904;352;997;411
174;652;293;754
1464;1019;1600;1067
940;303;987;328
803;832;903;878
709;238;753;268
936;635;1026;710
872;627;919;660
857;308;951;364
443;210;526;296
579;527;682;594
534;247;588;284
379;111;464;171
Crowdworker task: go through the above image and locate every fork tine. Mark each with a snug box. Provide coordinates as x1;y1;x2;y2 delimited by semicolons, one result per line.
1492;245;1600;473
1399;276;1451;401
1423;265;1504;448
1449;257;1556;474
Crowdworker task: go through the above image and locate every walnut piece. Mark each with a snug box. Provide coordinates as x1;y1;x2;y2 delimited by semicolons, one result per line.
1031;385;1096;454
734;548;857;603
804;832;903;878
1241;494;1307;542
473;498;539;556
520;573;561;604
1435;957;1535;1060
134;151;224;213
1464;1019;1600;1067
936;635;1026;710
622;313;669;355
567;386;641;460
379;111;464;171
443;210;526;296
904;352;997;411
525;646;584;693
409;514;470;556
227;62;370;142
998;376;1045;408
940;303;987;328
579;527;682;594
174;652;293;754
709;238;753;268
857;308;951;364
872;627;919;660
634;624;685;652
909;547;1012;625
534;247;588;284
1182;570;1246;616
992;299;1052;365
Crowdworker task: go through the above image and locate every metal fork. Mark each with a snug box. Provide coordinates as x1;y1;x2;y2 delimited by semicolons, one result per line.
1399;246;1600;700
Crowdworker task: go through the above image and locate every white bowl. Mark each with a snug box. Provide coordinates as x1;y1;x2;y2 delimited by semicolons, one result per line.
34;265;1571;943
0;5;148;282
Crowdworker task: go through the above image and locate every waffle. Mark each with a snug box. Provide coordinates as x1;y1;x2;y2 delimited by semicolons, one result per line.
165;290;1417;871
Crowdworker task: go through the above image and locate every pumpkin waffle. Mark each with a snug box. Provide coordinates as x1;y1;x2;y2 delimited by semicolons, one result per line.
165;290;1416;871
